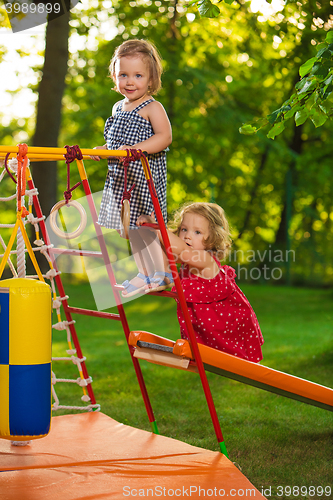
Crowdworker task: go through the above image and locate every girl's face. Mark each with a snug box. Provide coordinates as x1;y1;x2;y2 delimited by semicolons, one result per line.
114;55;151;103
179;212;211;251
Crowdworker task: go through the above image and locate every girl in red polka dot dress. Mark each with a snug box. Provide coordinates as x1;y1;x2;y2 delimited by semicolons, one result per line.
137;202;264;363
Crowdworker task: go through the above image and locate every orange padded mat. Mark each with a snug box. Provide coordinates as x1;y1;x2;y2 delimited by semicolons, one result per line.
0;412;265;500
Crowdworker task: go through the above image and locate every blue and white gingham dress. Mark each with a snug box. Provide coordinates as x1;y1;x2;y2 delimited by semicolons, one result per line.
98;99;167;230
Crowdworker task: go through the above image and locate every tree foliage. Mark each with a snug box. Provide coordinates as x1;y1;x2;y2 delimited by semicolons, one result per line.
240;30;333;138
1;0;333;285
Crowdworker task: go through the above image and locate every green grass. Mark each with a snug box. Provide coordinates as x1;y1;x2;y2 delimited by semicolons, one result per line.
52;281;333;499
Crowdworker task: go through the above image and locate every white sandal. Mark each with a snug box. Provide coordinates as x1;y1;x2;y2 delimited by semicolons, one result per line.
145;272;174;293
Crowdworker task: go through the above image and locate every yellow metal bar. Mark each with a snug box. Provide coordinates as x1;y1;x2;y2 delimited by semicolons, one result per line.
140;157;150;181
18;218;45;282
26;165;32;182
76;159;88;182
0;154;115;162
0;219;19;279
0;145;128;159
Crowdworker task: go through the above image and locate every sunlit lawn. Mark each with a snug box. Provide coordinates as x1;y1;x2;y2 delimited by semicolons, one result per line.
52;280;333;499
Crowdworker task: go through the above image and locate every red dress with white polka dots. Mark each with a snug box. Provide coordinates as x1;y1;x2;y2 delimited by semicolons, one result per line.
173;259;264;363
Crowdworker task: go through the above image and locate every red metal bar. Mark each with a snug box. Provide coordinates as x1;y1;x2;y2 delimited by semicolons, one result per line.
27;176;97;406
79;174;157;426
65;305;121;321
51;248;104;258
140;156;226;451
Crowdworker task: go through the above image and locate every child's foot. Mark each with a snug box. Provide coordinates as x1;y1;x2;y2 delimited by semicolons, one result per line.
145;272;174;293
122;273;152;298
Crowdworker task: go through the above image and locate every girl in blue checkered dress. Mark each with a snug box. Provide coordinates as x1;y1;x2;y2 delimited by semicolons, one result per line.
92;39;173;297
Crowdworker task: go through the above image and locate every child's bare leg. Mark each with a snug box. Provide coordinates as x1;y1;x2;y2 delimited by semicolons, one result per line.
122;227;156;295
145;238;173;290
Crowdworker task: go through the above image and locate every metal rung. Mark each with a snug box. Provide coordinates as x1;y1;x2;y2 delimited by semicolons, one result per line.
50;248;104;258
65;306;121;320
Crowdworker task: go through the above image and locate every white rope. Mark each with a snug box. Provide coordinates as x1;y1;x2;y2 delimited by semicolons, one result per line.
27;214;44;225
45;268;58;279
0;165;7;183
11;440;32;446
0;245;48;257
8;157;18;174
39;245;54;265
0;194;17;202
27;188;39;206
1;162;97;414
52;376;92;386
16;226;26;278
52;294;69;309
52;320;75;331
53;377;81;383
52;355;86;364
52;403;100;412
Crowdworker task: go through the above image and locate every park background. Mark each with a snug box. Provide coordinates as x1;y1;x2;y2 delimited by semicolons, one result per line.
1;0;333;287
0;0;333;497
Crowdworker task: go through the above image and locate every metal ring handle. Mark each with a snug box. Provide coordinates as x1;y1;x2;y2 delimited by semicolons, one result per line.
49;200;87;239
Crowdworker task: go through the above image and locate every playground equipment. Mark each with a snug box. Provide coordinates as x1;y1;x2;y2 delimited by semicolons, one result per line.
0;145;99;420
0;143;332;457
0;278;52;441
0;149;52;441
0;143;228;456
129;331;333;411
1;142;332;499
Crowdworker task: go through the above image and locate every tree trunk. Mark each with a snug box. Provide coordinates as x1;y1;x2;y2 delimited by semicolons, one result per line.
237;146;269;240
32;10;70;218
274;123;303;248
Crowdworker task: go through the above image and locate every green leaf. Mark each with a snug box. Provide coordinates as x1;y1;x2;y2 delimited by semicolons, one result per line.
299;57;316;77
284;103;302;120
267;121;285;139
310;112;328;128
310;62;330;79
198;0;220;17
239;118;268;135
297;78;317;94
324;74;333;86
316;48;331;59
319;102;333;115
267;108;283;124
239;123;257;135
326;31;333;44
322;83;333;100
295;78;308;91
295;107;309;126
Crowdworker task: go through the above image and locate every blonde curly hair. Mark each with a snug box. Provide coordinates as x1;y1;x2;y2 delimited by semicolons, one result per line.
109;39;163;95
170;202;232;260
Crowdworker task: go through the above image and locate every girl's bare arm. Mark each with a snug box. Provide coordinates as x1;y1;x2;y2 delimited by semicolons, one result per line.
119;102;172;154
136;214;217;274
